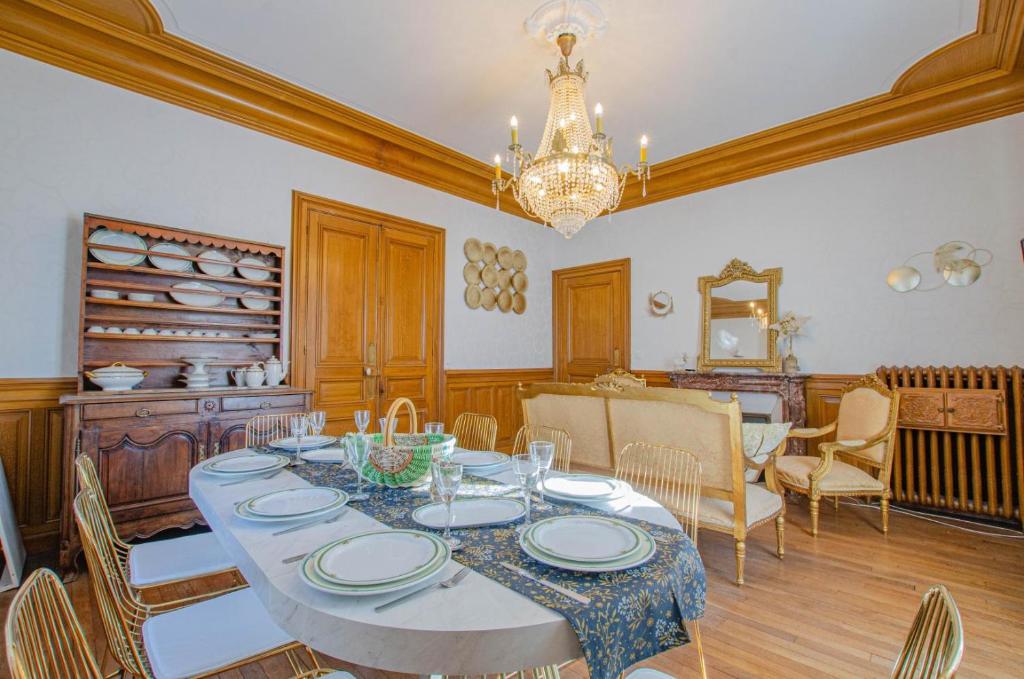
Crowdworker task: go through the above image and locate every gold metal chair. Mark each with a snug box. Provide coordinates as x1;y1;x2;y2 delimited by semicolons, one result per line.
246;411;308;448
769;374;900;536
512;424;572;471
75;453;243;598
4;567;104;679
74;489;321;678
616;442;707;679
452;412;498;451
891;585;964;679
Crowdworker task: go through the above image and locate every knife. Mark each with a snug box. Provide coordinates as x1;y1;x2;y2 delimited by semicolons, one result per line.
374;566;470;612
500;562;590;605
219;469;282;487
272;508;347;536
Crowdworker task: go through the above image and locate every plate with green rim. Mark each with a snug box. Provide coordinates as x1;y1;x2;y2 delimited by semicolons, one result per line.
201;453;289;476
524;515;642;563
311;529;448;588
520;516;656;572
241;487;348;519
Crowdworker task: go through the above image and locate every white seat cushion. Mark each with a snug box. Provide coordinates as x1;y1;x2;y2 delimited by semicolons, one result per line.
129;531;235;587
775;455;884;493
142;588;292;678
626;669;674;679
697;483;783;530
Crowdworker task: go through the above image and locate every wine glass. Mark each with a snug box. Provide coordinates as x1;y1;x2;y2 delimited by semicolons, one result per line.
432;460;463;551
529;440;555;507
308;410;326;438
511;454;540;532
425;422;444;436
344;434;370;501
354;409;370;435
289;414;309;466
379;417;398;435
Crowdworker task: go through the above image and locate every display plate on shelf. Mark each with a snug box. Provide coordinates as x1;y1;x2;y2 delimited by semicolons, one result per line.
148;242;193;272
241;290;272;311
237;256;272;281
88;229;147;266
197;250;235;277
169;282;226;308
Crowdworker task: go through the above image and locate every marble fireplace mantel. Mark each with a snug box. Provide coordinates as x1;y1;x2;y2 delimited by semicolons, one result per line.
667;371;811;454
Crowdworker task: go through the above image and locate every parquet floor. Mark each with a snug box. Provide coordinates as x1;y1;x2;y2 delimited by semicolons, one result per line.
2;499;1021;678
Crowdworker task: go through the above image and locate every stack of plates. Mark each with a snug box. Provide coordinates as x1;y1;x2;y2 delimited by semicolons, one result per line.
300;529;451;596
234;487;348;523
200;453;289;478
269;435;336;451
412;497;525;529
541;474;631;503
520;515;656;572
450;449;509;471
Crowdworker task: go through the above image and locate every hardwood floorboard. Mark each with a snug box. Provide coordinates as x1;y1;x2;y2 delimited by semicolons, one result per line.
1;498;1020;678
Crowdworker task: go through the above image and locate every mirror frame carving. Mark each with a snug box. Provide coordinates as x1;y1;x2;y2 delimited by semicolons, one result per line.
698;259;782;372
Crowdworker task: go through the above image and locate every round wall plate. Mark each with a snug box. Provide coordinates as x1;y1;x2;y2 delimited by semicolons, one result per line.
512;271;528;292
481;288;497;310
464;285;482;309
481;242;497;264
497;289;513;313
512;292;527;314
481;264;498;287
464;238;483;262
512;250;528;271
463;262;481;285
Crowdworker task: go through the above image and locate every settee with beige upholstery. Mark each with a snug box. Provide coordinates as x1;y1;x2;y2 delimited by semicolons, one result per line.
517;380;785;585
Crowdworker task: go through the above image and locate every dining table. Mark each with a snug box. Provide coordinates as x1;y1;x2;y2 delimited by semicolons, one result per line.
189;445;706;677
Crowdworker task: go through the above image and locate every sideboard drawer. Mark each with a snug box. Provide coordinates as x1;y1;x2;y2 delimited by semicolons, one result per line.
83;399;199;421
221;394;306;412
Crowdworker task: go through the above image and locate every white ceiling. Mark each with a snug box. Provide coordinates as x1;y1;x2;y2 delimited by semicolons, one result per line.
153;0;978;164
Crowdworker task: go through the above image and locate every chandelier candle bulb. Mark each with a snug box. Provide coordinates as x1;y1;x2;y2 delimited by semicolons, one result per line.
640;135;648;163
594;103;604;134
494;154;502;180
510;116;519;145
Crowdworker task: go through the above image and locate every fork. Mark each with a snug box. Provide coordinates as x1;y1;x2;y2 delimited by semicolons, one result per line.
271;509;347;536
374;566;470;612
219;470;282;487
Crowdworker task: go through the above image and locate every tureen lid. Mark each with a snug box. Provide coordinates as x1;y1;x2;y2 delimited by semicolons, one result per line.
90;362;144;376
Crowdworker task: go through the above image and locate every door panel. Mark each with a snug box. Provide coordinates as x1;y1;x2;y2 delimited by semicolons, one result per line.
554;259;630;383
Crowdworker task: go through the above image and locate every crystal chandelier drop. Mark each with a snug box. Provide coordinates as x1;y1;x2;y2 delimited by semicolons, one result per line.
492;33;650;239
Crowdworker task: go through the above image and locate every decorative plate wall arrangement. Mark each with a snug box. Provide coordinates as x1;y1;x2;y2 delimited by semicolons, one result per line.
463;238;527;314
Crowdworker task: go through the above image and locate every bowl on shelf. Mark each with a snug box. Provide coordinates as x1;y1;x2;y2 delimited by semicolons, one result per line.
127;292;156;303
87;326;105;334
142;328;158;336
124;328;140;335
90;289;120;300
84;363;146;391
106;327;123;334
158;329;174;336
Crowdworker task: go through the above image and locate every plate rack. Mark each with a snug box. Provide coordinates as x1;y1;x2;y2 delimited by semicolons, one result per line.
78;214;286;392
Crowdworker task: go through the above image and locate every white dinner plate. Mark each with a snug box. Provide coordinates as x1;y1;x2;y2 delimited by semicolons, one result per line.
520;516;656;572
450;450;509;468
243;487;347;518
240;290;272;311
542;474;622;500
300;542;449;597
313;530;446;587
88;228;147;266
237;256;272;281
411;497;526;529
529;516;640;562
234;499;346;524
148;242;193;272
196;249;235;277
269;435;336;451
170;281;226;308
201;453;288;476
298;447;347;463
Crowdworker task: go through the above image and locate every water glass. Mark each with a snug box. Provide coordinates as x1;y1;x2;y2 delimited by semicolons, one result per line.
344;434;370;501
378;417;399;435
308;410;326;437
432;461;463;550
425;421;445;436
511;454;540;532
289;414;309;465
529;440;555;506
354;409;370;434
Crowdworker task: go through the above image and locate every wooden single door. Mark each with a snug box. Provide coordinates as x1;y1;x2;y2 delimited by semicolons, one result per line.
553;258;630;383
291;193;444;433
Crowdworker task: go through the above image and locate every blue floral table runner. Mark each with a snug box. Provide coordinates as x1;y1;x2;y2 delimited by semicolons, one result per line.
287;460;706;679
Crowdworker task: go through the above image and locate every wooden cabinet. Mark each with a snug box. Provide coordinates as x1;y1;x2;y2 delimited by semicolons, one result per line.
61;383;311;573
898;387;1007;435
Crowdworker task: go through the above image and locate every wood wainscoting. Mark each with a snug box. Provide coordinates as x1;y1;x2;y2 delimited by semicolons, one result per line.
444;369;553;451
0;378;76;555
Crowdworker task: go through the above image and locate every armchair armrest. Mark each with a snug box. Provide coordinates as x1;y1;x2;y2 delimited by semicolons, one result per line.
819;430;891;465
787;422;836;439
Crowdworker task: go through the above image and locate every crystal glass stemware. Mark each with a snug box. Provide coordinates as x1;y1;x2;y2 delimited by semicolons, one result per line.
344;434;370;501
511;454;540;532
425;422;444;436
432;460;463;550
378;417;398;435
289;414;308;466
308;410;326;437
354;409;370;435
529;440;555;507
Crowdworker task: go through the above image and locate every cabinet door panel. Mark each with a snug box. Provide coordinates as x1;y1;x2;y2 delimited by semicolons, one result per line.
96;425;200;508
896;390;945;429
946;391;1006;434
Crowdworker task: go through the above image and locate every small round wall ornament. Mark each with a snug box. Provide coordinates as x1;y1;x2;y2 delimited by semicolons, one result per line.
648;290;674;316
464;238;483;262
497;289;513;313
481;287;497;310
481;242;497;264
512;271;529;292
481;264;499;287
512;250;528;271
464;285;482;309
463;262;482;285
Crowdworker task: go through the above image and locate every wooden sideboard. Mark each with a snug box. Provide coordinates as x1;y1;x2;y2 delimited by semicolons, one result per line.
59;386;311;571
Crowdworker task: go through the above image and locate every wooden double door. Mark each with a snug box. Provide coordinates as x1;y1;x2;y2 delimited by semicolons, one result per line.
291;193;444;434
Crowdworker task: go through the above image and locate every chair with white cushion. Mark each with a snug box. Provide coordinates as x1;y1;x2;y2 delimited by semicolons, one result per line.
452;412;498;451
246;411;308;448
75;453;242;598
74;489;329;679
769;374;900;536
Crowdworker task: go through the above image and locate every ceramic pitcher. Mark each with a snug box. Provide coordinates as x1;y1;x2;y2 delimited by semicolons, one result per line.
265;356;289;387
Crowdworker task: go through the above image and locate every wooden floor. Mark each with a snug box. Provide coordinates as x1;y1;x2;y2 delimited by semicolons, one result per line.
2;498;1021;678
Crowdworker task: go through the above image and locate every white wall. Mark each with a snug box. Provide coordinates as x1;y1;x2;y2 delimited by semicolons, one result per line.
554;113;1024;374
0;51;559;377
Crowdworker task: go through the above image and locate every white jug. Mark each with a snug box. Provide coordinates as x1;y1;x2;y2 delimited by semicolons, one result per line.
244;362;266;388
265;356;289;387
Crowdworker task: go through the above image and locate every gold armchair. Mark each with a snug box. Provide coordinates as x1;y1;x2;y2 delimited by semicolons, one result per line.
769;374;900;536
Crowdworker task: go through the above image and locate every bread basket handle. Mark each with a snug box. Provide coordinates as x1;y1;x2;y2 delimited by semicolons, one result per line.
383;397;418;446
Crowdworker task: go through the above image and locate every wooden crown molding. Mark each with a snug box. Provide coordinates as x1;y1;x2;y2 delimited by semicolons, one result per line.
0;0;1022;219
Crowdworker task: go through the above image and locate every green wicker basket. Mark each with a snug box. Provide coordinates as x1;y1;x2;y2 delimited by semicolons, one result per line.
358;397;455;488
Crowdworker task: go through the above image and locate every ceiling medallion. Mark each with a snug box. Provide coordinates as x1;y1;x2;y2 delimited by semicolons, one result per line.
492;1;650;239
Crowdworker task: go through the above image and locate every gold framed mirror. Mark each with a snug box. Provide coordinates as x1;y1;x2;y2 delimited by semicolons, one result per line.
698;259;782;372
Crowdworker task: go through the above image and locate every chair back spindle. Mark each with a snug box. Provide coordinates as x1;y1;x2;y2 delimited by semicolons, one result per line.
512;424;573;472
891;585;964;679
451;413;498;451
245;412;307;449
616;442;702;544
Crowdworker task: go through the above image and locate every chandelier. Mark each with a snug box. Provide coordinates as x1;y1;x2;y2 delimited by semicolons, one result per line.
492;32;650;239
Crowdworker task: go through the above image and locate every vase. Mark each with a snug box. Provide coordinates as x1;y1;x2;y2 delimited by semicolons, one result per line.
783;353;800;373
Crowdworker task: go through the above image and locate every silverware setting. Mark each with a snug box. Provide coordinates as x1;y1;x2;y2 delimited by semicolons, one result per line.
219;469;282;487
374;566;471;612
282;551;309;564
272;508;347;536
500;561;591;605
